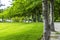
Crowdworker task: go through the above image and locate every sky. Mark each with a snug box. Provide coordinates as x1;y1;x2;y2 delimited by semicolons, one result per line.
0;0;12;9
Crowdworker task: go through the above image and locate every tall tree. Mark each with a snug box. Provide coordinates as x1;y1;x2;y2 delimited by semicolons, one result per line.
42;0;50;40
50;0;55;31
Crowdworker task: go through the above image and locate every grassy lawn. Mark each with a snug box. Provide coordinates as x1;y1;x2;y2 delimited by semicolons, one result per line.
0;22;43;40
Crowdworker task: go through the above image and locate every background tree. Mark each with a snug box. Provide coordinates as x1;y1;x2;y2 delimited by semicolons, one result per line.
1;0;42;22
50;0;55;31
54;0;60;21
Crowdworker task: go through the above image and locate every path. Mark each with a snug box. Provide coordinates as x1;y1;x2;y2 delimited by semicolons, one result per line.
54;22;60;32
50;22;60;40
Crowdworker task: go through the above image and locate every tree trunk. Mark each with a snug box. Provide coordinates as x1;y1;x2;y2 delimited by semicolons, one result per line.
36;10;41;22
32;14;36;22
37;13;41;22
42;0;51;40
50;0;55;31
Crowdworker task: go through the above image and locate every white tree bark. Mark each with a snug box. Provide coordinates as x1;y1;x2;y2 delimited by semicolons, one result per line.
50;0;55;31
42;0;51;40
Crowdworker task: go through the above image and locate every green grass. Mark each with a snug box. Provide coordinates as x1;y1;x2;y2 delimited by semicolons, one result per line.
0;22;43;40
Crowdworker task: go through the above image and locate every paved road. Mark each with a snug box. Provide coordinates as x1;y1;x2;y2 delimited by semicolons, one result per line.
54;22;60;32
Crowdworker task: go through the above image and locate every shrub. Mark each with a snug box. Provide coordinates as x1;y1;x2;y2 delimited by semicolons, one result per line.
12;17;20;22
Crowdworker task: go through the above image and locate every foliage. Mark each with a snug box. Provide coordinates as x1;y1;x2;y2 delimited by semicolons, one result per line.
0;0;60;21
54;0;60;21
1;0;42;18
12;16;20;22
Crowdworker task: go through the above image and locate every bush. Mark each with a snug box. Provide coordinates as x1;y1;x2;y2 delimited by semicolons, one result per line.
58;17;60;20
12;17;20;22
56;17;60;22
54;17;60;22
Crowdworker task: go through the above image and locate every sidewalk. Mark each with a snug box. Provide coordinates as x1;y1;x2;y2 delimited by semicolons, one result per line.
50;32;60;40
50;23;60;40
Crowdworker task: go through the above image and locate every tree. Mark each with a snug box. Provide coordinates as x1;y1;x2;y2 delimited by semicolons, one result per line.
54;0;60;21
1;0;42;22
50;0;55;31
42;0;50;40
0;9;3;13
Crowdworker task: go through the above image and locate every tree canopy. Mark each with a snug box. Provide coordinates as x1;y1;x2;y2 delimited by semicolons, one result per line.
0;0;60;21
